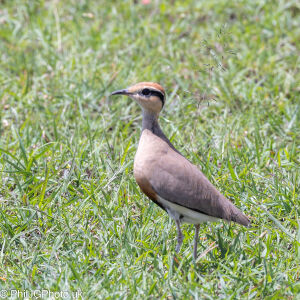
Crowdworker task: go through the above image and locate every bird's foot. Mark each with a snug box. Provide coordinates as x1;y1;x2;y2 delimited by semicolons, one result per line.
175;234;183;253
193;224;200;261
175;219;183;253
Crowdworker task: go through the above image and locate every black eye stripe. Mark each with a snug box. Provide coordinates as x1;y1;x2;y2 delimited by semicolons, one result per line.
140;89;165;107
151;90;165;106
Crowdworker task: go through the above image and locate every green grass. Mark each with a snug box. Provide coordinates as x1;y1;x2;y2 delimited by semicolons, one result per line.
0;0;299;298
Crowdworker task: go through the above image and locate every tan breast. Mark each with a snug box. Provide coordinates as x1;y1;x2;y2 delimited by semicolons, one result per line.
134;129;167;202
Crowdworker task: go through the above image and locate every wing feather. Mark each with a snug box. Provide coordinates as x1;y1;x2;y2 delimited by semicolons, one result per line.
148;148;249;226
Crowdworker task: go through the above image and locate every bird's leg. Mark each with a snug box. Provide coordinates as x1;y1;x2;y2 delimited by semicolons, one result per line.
193;224;200;260
175;219;183;253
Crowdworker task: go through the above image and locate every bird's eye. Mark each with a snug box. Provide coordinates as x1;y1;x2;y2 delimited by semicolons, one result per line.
141;88;150;96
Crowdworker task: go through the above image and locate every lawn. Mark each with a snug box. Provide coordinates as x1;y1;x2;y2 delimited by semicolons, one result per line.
0;0;299;298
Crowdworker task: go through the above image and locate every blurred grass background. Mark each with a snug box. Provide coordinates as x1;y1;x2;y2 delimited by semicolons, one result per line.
0;0;299;298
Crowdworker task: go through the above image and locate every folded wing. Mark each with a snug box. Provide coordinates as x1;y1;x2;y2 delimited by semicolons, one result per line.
149;148;250;226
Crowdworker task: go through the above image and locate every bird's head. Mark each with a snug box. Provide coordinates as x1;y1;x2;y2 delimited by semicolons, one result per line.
110;82;165;114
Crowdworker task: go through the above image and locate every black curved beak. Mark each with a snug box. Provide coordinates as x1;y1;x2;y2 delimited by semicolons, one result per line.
110;89;130;96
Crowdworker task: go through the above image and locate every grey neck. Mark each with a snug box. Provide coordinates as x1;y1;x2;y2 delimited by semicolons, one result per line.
141;109;181;154
142;110;160;133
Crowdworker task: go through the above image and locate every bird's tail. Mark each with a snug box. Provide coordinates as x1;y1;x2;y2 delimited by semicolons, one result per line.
230;204;251;227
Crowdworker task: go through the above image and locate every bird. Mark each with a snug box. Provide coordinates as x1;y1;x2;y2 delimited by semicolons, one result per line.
111;82;250;260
